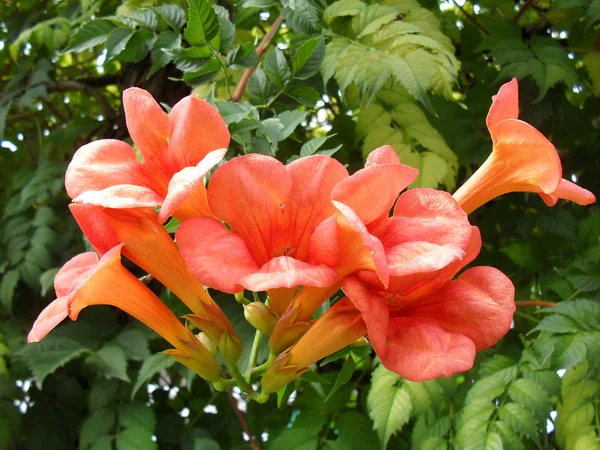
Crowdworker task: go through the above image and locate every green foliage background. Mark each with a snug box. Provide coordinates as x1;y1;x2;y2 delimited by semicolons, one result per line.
0;0;599;449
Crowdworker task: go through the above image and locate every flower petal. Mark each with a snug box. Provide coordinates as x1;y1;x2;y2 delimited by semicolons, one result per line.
539;178;596;207
307;214;340;267
208;154;292;265
54;252;99;298
343;276;475;381
386;188;472;249
28;297;70;343
122;88;170;173
177;217;259;293
69;204;119;256
158;148;226;223
365;144;401;167
332;148;418;227
404;266;515;351
65;140;151;200
239;256;339;291
284;155;348;260
73;185;164;209
486;78;519;145
168;95;230;169
333;201;389;286
386;242;466;277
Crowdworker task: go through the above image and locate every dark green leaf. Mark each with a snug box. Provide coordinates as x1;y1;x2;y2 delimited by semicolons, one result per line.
325;357;355;402
80;408;115;450
132;353;175;399
105;27;135;60
294;35;325;80
286;85;321;107
185;0;220;46
86;344;130;382
151;5;186;31
63;19;117;53
264;49;291;86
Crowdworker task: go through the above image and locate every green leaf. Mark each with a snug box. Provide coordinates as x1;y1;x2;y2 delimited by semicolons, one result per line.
80;408;115;450
16;336;91;388
325;357;355;402
276;110;308;140
131;353;175;399
507;379;552;418
117;28;156;62
226;42;258;69
286;85;321;107
325;0;366;21
151;5;186;31
282;0;321;34
63;19;117;53
120;402;156;432
86;344;130;382
149;31;182;77
265;49;291;87
534;313;581;334
116;426;157;450
337;412;379;450
105;27;135;60
0;269;20;312
464;432;503;450
367;365;412;448
89;436;114;450
420;437;448;450
126;9;158;29
214;5;235;52
498;403;540;445
539;300;600;331
248;67;274;103
491;421;524;450
319;344;351;366
185;0;220;46
112;329;150;360
553;334;588;369
294;36;326;80
352;5;398;38
39;268;58;296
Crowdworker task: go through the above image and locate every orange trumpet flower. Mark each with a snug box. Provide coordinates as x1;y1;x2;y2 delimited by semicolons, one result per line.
342;190;516;381
68;204;239;351
28;245;221;381
453;79;595;214
65;88;230;223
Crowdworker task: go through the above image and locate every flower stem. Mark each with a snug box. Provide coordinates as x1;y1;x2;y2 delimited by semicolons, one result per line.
228;363;250;392
250;352;277;379
245;329;263;383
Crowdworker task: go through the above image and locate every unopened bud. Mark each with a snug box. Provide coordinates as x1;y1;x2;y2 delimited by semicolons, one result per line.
235;291;249;305
196;332;217;356
244;302;278;336
219;330;243;365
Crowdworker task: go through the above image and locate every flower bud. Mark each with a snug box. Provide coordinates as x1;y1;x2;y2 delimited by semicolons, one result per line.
219;330;243;365
268;308;312;354
244;302;278;336
352;336;369;347
196;332;217;356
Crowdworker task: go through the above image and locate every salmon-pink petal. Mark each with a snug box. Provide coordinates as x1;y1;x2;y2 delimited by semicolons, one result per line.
176;217;259;293
208;154;292;265
387;242;465;277
332;161;418;227
122;88;170;172
539;178;596;207
334;201;389;286
365;145;401;167
168;95;230;169
239;256;338;292
343;276;475;381
404;267;515;351
54;252;99;297
307;214;340;267
28;297;70;343
383;317;476;381
69;204;119;256
73;185;164;209
385;189;472;249
399;226;482;300
158;148;226;223
486;78;519;145
65;140;150;200
284;155;349;260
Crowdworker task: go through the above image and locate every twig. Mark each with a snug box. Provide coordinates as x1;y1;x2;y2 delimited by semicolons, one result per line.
515;0;535;21
515;300;557;308
452;0;489;35
231;15;284;102
227;390;260;450
48;80;117;122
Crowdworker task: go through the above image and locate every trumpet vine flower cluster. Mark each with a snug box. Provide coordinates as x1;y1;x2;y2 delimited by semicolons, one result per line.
29;79;595;401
